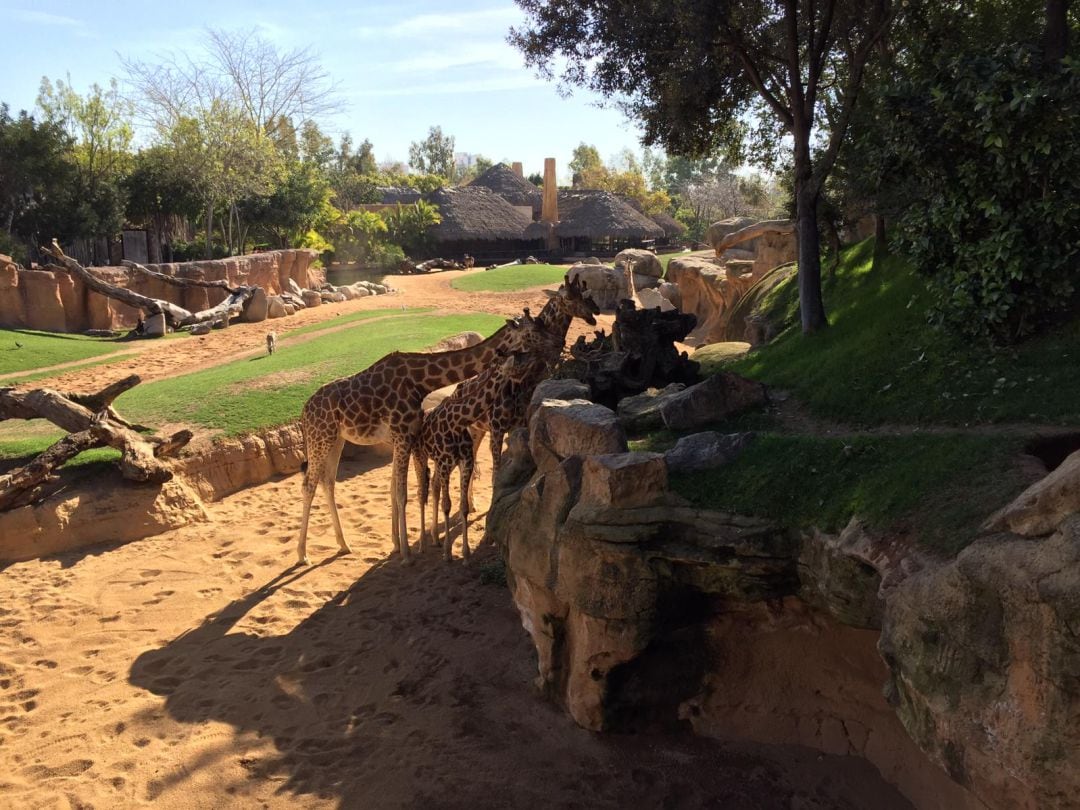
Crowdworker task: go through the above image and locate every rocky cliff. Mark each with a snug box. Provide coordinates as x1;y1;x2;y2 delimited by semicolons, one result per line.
488;382;1080;810
0;249;321;332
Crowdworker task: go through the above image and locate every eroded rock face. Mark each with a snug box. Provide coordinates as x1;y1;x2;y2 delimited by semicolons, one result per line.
613;248;663;279
489;387;1080;810
665;256;757;344
663;430;754;473
528;399;627;474
615;384;685;433
881;520;1080;810
983;448;1080;536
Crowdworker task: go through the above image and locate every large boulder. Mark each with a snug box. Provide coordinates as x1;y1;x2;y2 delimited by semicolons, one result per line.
636;287;675;312
615;383;685;433
613;248;663;279
240;286;269;322
267;296;287;319
301;289;322;308
528;399;627;474
428;331;484;352
144;312;167;337
659;371;767;430
528;379;592;420
566;262;623;310
663;430;754;473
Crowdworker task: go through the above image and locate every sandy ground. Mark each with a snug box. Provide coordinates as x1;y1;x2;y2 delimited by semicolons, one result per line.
0;268;911;808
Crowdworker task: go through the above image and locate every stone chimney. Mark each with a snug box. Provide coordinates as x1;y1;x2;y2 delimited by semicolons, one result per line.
541;157;558;223
511;161;523;177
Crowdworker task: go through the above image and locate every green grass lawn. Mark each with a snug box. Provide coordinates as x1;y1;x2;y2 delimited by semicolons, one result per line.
669;433;1028;556
0;329;131;377
726;239;1080;426
451;264;570;293
0;311;507;461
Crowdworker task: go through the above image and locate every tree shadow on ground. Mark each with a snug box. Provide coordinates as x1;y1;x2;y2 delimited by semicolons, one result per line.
128;546;911;809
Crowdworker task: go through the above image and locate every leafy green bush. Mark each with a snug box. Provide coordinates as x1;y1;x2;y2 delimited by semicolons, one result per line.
884;47;1080;342
0;231;28;265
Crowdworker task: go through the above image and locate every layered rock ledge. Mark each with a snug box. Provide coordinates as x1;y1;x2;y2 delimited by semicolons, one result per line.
488;383;1080;810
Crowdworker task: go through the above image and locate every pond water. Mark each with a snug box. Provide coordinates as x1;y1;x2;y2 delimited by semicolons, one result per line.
325;263;388;287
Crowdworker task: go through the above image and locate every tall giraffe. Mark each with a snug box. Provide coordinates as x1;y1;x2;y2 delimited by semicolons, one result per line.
415;330;563;561
297;309;549;566
468;274;600;473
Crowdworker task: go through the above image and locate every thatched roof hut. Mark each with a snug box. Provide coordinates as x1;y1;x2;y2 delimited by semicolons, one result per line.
554;191;665;240
423;186;534;249
468;163;542;215
651;211;687;237
377;187;422;205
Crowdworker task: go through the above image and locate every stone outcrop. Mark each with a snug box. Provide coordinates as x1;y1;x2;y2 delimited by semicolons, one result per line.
668;220;796;346
658;371;767;431
663;430;754;473
983;447;1080;536
0;249;322;332
566;261;661;311
488;387;1080;810
665;256;758;344
615;384;686;432
612;248;663;279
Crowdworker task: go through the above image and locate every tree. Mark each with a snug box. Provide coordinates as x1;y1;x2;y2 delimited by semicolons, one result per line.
455;153;494;184
511;1;898;334
124;145;201;261
568;142;602;186
0;104;75;261
37;76;133;263
382;200;441;255
408;126;455;180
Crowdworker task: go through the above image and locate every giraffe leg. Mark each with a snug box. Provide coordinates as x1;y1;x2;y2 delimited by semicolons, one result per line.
321;437;350;554
490;428;504;478
460;456;474;563
391;438;412;563
413;450;430;553
440;462;453;561
297;433;330;566
466;425;484;514
429;465;443;555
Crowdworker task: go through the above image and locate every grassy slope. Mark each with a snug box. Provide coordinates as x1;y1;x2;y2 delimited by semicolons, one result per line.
0;329;130;376
728;239;1080;426
451;264;569;293
657;240;1080;555
0;311;505;461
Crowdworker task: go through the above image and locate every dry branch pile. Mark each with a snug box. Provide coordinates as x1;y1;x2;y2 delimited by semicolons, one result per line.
0;375;191;510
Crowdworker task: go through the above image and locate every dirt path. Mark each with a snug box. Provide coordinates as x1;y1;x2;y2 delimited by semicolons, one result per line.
0;452;909;809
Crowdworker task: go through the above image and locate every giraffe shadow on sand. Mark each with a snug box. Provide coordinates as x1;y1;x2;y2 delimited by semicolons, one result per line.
127;546;913;809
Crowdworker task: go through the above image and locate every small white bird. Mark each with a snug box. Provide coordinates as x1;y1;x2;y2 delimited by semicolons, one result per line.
266;331;277;355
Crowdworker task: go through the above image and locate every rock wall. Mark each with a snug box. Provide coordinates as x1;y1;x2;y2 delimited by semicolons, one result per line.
0;249;322;332
489;387;1080;809
666;221;796;346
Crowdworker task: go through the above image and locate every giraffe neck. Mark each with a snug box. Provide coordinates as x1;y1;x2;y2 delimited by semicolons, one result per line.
399;324;512;394
535;297;572;342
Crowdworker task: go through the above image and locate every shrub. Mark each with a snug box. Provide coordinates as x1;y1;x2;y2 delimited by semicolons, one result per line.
884;46;1080;342
0;231;28;265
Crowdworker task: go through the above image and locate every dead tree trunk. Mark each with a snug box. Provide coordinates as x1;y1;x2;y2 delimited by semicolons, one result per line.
122;260;237;292
43;243;256;331
0;375;193;509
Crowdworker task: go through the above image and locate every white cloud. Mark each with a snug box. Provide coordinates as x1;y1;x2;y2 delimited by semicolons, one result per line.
5;8;84;27
354;6;521;39
388;49;522;74
350;73;541;98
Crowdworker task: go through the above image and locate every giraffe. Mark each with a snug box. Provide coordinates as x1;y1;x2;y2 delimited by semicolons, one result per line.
414;329;563;561
468;274;600;474
296;309;554;566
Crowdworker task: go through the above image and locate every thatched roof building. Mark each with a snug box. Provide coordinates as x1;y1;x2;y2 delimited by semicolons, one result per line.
420;187;537;258
468;163;542;216
554;191;665;241
377;187;422;205
651;211;687;238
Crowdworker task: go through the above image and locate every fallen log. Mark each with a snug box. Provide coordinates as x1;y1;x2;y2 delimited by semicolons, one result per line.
0;427;102;511
43;242;191;328
0;376;193;509
122;260;238;293
44;243;255;331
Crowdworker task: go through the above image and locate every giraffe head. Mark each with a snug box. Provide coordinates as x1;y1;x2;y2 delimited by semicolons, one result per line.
499;307;565;361
542;274;600;327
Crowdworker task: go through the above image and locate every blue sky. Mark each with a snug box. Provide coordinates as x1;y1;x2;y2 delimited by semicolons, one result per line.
0;1;646;182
